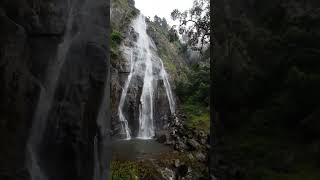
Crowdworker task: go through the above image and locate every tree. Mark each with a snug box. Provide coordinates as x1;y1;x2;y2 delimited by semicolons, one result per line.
153;15;169;30
168;26;179;42
161;17;169;30
171;0;210;52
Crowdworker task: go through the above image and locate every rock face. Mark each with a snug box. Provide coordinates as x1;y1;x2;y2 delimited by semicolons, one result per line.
110;7;173;138
0;0;110;180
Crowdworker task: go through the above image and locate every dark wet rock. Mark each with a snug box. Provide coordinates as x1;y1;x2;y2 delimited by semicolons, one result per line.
176;164;189;179
156;130;170;143
174;159;180;167
174;141;188;152
187;139;201;150
0;0;110;180
210;175;218;180
199;137;207;145
159;167;175;180
187;153;194;161
195;152;206;162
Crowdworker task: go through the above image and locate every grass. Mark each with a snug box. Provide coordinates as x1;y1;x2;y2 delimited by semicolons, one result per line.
182;101;210;134
110;161;140;180
110;160;161;180
110;151;209;180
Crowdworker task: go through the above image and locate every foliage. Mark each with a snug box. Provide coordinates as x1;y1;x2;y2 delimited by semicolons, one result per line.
168;26;179;42
110;160;164;180
110;0;138;64
111;0;138;31
111;31;123;44
146;17;186;78
176;59;209;104
110;30;122;60
175;52;210;132
213;1;320;179
171;0;210;52
110;161;139;180
153;15;169;30
146;13;210;132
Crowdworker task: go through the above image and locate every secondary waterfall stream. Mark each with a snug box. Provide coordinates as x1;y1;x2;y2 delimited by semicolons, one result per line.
118;13;176;140
26;6;75;180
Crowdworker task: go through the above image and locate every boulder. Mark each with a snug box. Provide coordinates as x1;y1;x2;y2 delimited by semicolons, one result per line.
195;152;206;162
174;141;188;152
187;139;201;150
156;132;170;144
174;159;180;167
187;153;194;161
176;164;189;179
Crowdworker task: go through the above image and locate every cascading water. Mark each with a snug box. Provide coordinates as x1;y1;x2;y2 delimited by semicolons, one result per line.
118;13;176;139
26;6;75;180
159;59;176;114
118;48;134;139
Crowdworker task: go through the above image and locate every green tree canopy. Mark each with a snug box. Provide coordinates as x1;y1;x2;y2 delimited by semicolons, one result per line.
171;0;210;52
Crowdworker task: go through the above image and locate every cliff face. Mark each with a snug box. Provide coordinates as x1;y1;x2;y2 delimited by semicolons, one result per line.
110;0;183;138
0;0;110;179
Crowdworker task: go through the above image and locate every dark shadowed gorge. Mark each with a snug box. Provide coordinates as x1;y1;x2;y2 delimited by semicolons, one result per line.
0;0;110;179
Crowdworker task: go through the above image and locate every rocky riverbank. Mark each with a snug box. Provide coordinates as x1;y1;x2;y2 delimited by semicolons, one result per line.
154;111;210;179
110;111;210;180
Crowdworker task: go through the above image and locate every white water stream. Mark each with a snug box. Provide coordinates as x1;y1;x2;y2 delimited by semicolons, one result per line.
118;13;175;140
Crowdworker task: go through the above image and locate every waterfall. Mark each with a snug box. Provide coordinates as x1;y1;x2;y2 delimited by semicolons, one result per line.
118;13;176;139
26;6;75;180
118;48;134;139
159;59;176;114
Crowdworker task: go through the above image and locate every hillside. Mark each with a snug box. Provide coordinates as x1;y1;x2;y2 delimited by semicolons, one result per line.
212;0;320;179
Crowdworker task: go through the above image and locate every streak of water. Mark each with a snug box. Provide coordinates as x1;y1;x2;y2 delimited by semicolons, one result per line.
118;13;176;139
118;49;134;139
27;6;75;180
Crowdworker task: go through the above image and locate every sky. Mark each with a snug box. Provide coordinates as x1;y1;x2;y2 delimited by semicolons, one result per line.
135;0;194;27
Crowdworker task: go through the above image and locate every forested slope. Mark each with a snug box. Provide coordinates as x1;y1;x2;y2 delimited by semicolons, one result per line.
212;1;320;179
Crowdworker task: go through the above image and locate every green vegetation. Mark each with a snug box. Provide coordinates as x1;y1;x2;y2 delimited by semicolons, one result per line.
111;0;138;31
110;30;122;59
146;16;186;77
110;159;164;180
110;161;139;180
213;1;320;179
171;0;210;52
146;15;210;134
111;31;123;44
111;0;138;62
110;150;209;180
176;59;210;133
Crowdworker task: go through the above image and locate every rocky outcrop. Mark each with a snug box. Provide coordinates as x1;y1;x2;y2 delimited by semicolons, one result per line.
157;112;210;163
110;3;173;138
0;0;110;179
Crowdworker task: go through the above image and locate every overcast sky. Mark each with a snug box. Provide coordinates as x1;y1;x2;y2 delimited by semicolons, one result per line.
135;0;194;27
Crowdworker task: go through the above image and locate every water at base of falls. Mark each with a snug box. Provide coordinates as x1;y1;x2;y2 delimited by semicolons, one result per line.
117;13;176;140
111;138;170;161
